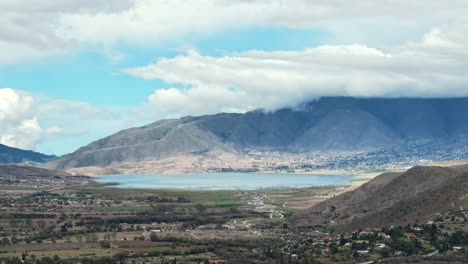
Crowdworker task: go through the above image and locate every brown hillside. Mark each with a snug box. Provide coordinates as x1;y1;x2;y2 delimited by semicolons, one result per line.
294;164;468;233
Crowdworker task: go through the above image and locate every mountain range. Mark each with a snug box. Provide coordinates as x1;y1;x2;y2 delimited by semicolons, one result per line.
0;144;56;164
47;97;468;173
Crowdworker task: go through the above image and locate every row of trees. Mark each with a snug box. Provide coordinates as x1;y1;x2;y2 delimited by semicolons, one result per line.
7;219;47;229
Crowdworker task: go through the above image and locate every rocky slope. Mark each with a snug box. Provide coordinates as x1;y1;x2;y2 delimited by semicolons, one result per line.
294;160;468;233
65;166;121;177
48;97;468;171
0;144;56;164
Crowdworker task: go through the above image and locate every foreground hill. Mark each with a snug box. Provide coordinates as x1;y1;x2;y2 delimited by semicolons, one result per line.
48;97;468;172
0;144;56;164
295;160;468;233
0;164;71;178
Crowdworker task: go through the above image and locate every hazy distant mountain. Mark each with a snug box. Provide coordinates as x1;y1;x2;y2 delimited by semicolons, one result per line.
295;161;468;233
48;97;468;171
0;144;56;164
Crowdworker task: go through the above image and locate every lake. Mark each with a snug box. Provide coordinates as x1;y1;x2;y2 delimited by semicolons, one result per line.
95;172;356;190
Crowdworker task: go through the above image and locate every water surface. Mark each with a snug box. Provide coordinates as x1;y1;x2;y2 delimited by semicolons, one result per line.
95;172;356;190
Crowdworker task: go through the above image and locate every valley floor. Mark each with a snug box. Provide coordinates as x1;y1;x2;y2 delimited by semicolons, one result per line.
1;174;468;264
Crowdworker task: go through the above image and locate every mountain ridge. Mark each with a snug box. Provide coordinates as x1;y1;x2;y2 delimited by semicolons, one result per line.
47;97;468;172
0;144;56;164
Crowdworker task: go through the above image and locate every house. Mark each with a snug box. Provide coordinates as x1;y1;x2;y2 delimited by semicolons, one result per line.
377;243;386;249
357;250;369;255
355;240;369;245
378;233;391;239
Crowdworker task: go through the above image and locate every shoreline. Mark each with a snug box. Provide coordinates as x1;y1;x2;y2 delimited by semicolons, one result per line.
89;172;376;192
90;170;384;177
83;178;354;194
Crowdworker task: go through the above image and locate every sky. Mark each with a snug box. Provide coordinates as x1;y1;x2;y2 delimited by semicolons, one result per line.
1;0;468;155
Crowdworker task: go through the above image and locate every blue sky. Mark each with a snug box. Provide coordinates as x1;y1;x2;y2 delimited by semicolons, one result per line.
0;26;328;106
1;1;467;155
0;26;329;155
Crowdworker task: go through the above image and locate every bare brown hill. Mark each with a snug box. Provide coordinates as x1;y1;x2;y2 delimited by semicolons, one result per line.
294;164;468;233
0;164;72;178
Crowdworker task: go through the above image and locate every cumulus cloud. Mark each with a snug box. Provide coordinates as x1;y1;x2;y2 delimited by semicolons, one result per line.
0;88;60;149
125;24;468;116
0;88;122;151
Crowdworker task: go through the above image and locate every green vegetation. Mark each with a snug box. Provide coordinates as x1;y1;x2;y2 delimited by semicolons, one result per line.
95;206;153;211
4;173;468;264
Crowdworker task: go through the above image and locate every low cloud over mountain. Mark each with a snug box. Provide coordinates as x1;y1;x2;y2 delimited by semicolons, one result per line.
127;23;468;117
49;97;468;173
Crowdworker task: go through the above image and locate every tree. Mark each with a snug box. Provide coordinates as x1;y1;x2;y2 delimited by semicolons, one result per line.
104;233;112;241
195;204;207;214
39;256;54;264
150;233;159;242
76;234;83;242
25;218;32;228
9;219;18;227
37;220;46;229
91;233;99;242
100;241;111;248
381;247;392;258
114;252;128;264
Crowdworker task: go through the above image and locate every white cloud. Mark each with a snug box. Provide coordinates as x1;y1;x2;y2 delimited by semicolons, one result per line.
0;0;133;64
125;24;468;116
0;0;133;48
1;0;468;64
0;88;124;152
0;88;59;149
58;0;468;45
147;86;247;118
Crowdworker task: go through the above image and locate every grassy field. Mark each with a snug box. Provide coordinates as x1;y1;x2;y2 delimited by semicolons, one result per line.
70;181;246;211
95;205;153;211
